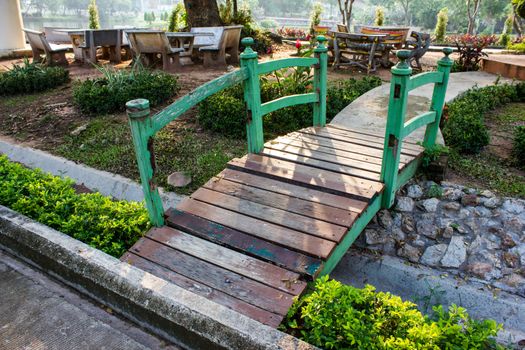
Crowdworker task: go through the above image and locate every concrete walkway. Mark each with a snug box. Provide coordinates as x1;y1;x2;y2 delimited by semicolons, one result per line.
0;249;178;350
331;71;508;142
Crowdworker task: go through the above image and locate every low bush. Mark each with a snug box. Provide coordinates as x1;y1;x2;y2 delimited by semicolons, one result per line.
198;74;381;139
512;125;525;167
0;59;69;95
73;62;179;115
284;276;504;350
0;155;150;257
443;83;520;154
448;34;497;72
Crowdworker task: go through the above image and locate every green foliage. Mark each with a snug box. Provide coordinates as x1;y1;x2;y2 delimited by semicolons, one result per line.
449;34;497;72
443;84;519;154
309;2;323;35
375;6;385;26
513;0;525;18
284;276;504;350
88;0;100;29
168;3;187;32
198;75;381;139
512;126;525;166
434;8;448;43
427;183;444;198
508;38;525;52
259;19;279;29
0;58;69;96
421;144;450;168
498;15;513;47
0;155;150;257
72;61;179;115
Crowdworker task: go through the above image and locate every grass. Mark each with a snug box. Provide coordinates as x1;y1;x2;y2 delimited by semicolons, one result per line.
488;103;525;128
56;117;247;195
0;93;41;108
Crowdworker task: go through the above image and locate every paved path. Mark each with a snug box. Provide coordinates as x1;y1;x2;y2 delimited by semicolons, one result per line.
331;71;508;143
0;249;178;350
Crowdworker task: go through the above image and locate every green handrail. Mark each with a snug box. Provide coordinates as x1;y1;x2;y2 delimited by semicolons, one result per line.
257;57;318;75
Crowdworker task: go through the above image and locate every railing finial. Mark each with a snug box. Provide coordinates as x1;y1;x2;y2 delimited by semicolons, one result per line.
314;35;328;53
126;99;150;119
439;47;454;66
240;37;258;59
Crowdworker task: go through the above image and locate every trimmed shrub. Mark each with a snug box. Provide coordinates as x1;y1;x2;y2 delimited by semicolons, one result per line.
374;6;385;27
88;0;100;29
285;276;504;350
309;2;323;36
434;8;448;43
168;3;186;32
0;155;150;257
73;63;179;115
0;59;69;95
513;126;525;167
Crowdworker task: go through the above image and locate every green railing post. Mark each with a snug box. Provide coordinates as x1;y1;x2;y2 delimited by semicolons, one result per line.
126;99;164;226
380;50;412;209
240;37;264;154
313;35;328;127
423;47;453;148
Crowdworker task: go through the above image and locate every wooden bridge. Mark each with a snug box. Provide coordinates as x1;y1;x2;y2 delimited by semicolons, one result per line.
122;37;453;327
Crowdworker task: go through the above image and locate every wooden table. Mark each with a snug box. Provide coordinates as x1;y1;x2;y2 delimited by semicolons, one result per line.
331;32;387;73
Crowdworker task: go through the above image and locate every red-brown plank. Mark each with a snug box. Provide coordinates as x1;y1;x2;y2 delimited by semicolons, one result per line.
191;187;347;242
327;123;422;146
122;252;283;327
146;226;306;294
176;198;336;259
165;208;324;279
228;154;383;200
204;177;357;227
129;237;295;315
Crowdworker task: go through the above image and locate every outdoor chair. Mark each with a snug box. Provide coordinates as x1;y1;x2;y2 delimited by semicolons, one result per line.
126;30;184;71
332;32;385;74
405;31;431;70
23;29;71;65
337;24;349;33
193;26;243;67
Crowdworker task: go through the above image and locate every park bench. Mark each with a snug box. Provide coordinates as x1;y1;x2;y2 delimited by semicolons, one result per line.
43;27;74;44
23;29;71;65
191;25;243;67
126;30;184;71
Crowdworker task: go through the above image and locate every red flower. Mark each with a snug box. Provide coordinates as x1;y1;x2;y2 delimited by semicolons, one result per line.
295;39;302;49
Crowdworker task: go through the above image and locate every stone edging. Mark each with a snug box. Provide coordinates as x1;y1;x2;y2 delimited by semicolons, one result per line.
0;205;316;350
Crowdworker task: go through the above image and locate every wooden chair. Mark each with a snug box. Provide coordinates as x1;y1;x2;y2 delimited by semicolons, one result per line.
195;26;243;67
23;29;71;65
332;32;385;74
337;24;349;33
126;30;184;71
405;31;431;70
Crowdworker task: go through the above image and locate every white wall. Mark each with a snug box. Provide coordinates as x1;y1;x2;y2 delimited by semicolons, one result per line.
0;0;25;55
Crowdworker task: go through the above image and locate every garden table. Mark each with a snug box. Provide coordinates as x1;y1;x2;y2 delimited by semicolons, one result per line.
61;29;124;64
166;32;213;61
331;32;387;73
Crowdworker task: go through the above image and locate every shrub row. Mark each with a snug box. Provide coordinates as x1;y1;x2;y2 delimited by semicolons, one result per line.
0;155;150;257
198;75;382;139
443;82;525;154
0;59;69;95
285;276;504;350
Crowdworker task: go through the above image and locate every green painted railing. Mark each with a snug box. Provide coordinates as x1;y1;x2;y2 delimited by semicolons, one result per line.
126;36;328;226
380;48;453;208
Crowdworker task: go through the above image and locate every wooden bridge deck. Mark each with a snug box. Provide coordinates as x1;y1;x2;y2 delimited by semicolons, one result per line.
122;124;424;327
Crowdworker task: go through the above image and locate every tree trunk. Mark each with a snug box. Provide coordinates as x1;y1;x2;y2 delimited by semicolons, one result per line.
513;5;523;36
466;0;482;35
184;0;222;27
338;0;355;32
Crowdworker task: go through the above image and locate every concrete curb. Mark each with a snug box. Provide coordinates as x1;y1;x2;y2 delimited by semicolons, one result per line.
332;250;525;344
0;139;184;208
0;205;316;350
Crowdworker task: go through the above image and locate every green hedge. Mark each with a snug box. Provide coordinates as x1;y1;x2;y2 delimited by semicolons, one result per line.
443;83;524;154
285;276;504;350
198;76;382;139
73;64;179;115
0;59;69;95
513;125;525;167
0;155;150;257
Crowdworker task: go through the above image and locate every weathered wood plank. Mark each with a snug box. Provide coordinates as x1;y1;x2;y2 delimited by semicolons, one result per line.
165;208;324;279
129;237;295;315
326;124;421;146
228;155;383;199
191;187;347;242
217;169;368;213
122;252;284;327
204;177;357;227
260;148;382;181
176;198;336;259
146;226;306;295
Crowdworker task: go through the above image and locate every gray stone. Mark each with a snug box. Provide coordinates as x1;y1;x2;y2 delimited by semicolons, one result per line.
417;221;439;239
504;217;524;234
464;219;479;233
473;206;492;217
397;244;421;263
167;172;192;188
441;236;467;268
502;199;525;215
392;228;406;243
443;188;463;201
70;124;88;136
443;202;461;211
458;208;471;219
465;262;494;280
420;244;448;266
401;215;415;233
365;229;388;245
420;198;440;212
377;210;393;228
502;252;519;268
396;197;414;212
480;190;495;198
461;194;480;207
501;233;517;249
442;226;454;239
407;184;424;199
484;197;500;209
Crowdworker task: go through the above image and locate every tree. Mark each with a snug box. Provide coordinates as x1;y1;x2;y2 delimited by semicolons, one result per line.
375;6;385;26
397;0;413;25
434;8;448;42
466;0;482;34
168;3;187;32
88;0;100;29
514;0;525;18
183;0;222;27
338;0;357;31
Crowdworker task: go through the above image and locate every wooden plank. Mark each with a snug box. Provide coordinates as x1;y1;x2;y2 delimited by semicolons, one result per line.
122;252;284;327
284;132;415;163
260;148;382;181
217;169;368;213
264;141;383;172
228;155;383;200
165;208;323;279
191;187;347;242
146;226;306;295
326;124;421;146
204;177;357;227
176;198;336;259
129;237;295;315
